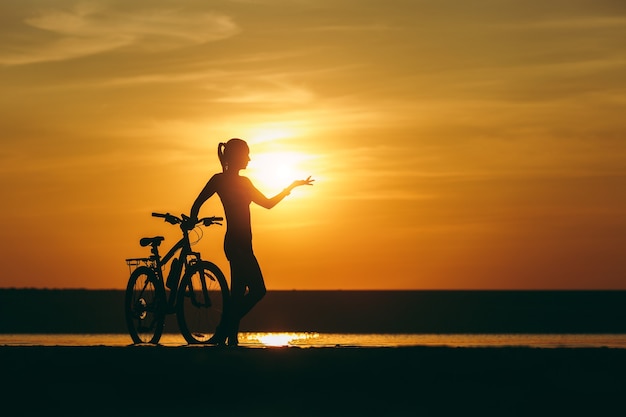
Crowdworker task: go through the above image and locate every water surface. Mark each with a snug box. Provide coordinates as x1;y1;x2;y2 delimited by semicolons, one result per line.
2;333;626;348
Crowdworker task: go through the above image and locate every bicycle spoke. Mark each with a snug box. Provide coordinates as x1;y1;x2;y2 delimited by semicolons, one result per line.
176;261;229;344
125;266;165;344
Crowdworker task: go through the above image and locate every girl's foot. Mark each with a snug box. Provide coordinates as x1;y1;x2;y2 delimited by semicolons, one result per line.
206;334;226;345
206;325;227;345
227;334;239;347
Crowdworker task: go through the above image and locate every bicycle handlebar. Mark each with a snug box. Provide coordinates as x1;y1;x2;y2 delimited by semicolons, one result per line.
151;212;223;227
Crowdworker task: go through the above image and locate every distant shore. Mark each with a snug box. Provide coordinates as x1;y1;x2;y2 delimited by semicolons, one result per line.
3;289;626;334
2;345;625;416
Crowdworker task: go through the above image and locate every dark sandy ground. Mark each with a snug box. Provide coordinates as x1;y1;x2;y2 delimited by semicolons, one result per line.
1;345;624;416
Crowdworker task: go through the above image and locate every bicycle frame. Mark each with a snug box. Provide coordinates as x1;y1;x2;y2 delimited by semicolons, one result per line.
152;213;222;308
153;237;192;304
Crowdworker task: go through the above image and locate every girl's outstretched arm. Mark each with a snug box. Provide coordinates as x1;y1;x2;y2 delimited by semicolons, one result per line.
252;176;314;209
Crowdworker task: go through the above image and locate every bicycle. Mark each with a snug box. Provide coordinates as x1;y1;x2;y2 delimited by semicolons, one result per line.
124;212;230;344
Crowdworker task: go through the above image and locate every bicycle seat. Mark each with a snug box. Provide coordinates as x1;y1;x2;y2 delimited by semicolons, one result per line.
139;236;165;247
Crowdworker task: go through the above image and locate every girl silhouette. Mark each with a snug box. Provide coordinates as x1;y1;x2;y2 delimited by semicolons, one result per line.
189;138;314;346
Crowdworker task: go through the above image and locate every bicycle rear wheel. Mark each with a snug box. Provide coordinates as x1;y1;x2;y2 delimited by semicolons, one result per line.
125;266;166;344
176;260;230;344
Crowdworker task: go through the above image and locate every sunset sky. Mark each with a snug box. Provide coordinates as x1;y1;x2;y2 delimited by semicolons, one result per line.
1;0;625;289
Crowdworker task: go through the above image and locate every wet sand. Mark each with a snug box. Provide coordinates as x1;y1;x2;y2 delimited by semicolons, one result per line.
1;345;624;416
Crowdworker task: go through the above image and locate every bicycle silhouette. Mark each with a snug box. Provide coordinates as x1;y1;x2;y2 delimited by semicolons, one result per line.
124;212;230;344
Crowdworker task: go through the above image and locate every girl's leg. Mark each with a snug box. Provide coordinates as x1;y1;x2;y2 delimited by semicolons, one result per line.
228;264;246;345
228;254;266;345
239;254;267;317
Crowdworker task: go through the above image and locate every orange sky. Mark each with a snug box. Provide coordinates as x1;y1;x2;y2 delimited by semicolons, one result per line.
1;1;625;289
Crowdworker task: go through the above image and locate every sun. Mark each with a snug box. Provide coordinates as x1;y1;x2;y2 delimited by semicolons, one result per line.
239;123;316;192
246;151;308;192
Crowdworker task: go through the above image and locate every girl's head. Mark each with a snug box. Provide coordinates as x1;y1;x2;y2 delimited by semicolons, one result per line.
218;138;250;172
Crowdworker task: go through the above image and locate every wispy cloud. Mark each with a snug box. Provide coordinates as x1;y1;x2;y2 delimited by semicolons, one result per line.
0;3;239;65
507;16;626;30
305;24;395;32
212;77;315;104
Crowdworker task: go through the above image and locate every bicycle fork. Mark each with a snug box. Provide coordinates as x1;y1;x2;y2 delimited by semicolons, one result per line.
187;266;213;309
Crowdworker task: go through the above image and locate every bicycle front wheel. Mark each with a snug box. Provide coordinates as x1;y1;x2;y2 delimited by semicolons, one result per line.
125;266;166;344
176;260;229;344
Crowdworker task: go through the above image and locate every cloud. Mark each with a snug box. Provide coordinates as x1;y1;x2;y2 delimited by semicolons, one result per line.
507;16;626;30
212;78;315;104
305;24;395;32
0;3;239;65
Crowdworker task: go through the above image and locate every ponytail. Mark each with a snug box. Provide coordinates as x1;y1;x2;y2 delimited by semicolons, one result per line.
217;142;227;172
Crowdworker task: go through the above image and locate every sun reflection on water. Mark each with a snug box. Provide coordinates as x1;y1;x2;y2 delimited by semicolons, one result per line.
245;332;319;347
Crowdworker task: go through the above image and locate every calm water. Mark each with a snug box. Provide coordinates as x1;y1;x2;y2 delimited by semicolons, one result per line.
2;333;626;348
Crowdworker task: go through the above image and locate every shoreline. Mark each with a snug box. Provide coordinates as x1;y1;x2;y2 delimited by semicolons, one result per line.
2;345;625;416
4;332;626;349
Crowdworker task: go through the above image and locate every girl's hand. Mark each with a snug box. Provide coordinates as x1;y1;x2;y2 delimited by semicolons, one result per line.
289;176;315;190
